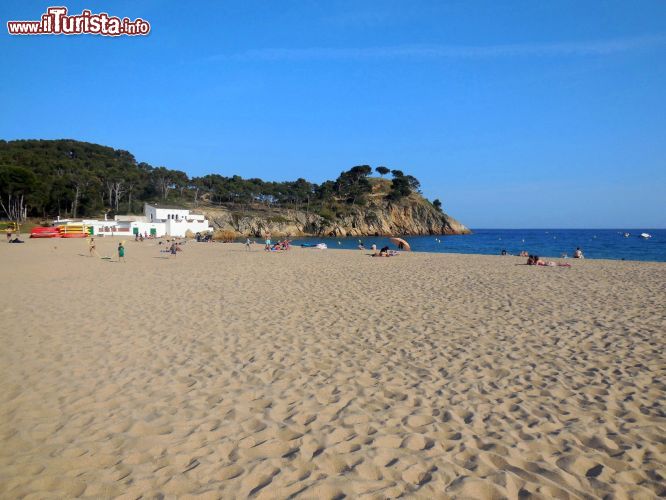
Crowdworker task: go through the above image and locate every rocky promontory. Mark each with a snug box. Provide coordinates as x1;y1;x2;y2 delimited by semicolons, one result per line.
200;191;470;238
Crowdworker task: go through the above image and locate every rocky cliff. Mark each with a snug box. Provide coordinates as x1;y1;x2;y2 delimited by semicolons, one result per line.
199;195;470;238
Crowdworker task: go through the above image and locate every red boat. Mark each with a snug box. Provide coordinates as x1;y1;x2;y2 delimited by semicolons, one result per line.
30;227;61;238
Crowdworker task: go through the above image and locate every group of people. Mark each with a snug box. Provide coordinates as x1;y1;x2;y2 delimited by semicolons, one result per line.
159;239;184;257
373;245;399;257
354;241;401;257
266;240;291;251
502;247;585;259
89;235;184;261
85;234;192;261
195;232;213;242
88;237;126;262
258;233;291;252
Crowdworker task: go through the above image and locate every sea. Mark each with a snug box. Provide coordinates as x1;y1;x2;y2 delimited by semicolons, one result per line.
291;229;666;263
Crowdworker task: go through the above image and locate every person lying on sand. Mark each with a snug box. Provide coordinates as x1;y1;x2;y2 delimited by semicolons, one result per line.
269;240;291;251
373;246;399;257
527;255;571;267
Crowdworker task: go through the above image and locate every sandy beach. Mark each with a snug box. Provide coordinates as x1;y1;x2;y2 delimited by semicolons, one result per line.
0;238;664;499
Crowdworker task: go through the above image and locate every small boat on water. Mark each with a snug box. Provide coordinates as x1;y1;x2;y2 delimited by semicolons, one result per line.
640;233;652;239
623;232;630;238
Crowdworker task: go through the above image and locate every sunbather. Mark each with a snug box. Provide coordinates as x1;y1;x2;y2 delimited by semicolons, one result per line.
527;255;571;267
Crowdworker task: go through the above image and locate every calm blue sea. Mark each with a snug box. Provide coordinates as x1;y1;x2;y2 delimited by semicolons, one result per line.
292;229;666;262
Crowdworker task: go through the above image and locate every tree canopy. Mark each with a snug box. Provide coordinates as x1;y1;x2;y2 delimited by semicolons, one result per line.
0;139;439;222
375;166;390;177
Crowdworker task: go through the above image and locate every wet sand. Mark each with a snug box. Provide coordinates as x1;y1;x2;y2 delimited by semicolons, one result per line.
1;238;664;498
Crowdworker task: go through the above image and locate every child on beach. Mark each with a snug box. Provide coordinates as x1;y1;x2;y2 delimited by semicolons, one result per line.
118;242;125;262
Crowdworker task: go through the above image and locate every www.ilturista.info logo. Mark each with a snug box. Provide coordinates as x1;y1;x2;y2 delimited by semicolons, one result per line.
7;7;151;36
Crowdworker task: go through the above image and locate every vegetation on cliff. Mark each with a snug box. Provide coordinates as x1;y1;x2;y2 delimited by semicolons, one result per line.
0;140;427;214
0;139;466;235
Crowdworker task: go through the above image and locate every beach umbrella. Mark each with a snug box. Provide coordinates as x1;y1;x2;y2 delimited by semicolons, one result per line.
389;237;411;251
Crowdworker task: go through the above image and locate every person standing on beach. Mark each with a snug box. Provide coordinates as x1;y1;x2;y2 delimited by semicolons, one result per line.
118;242;125;262
89;237;98;257
246;237;252;251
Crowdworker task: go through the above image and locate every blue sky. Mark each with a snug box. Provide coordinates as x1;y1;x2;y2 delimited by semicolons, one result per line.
2;0;665;228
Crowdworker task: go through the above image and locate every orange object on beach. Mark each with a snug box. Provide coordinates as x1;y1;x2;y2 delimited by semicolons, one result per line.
57;224;88;238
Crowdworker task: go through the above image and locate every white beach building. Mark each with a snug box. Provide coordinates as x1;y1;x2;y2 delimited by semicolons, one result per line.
53;204;213;238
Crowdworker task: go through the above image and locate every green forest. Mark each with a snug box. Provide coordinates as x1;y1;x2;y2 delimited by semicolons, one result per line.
0;139;442;222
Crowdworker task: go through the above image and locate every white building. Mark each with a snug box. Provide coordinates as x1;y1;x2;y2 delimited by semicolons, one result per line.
54;204;213;238
145;205;191;224
143;204;211;237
